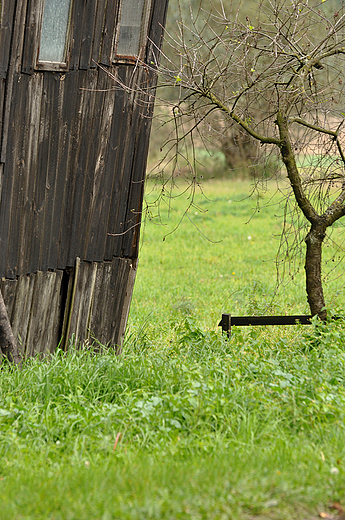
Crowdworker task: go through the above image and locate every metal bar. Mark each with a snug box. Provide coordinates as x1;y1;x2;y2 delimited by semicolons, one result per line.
230;315;312;326
219;313;343;337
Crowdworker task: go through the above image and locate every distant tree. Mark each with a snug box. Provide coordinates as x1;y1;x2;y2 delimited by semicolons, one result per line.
154;0;345;319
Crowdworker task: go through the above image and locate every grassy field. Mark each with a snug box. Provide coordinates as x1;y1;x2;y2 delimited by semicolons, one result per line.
1;178;345;519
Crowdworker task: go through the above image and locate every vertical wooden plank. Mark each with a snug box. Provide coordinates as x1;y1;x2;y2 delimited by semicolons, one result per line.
0;163;3;204
79;0;98;70
0;0;16;78
18;73;44;276
99;0;118;66
49;70;80;270
0;73;27;278
57;70;86;269
1;0;37;163
62;257;80;348
0;278;17;322
47;269;65;353
103;66;131;260
121;110;151;258
89;257;136;349
65;69;99;267
25;270;63;357
82;69;117;262
0;78;5;137
39;73;62;272
88;260;112;346
21;0;44;75
106;257;131;347
64;260;97;348
46;72;76;270
105;67;141;260
27;72;52;274
5;73;32;278
76;262;97;344
146;0;169;65
117;258;137;349
6;74;44;278
91;0;107;67
11;273;36;354
69;0;87;70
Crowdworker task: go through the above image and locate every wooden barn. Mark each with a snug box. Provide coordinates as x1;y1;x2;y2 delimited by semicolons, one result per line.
0;0;169;358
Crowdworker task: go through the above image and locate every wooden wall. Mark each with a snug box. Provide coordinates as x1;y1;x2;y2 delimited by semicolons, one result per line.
0;0;169;356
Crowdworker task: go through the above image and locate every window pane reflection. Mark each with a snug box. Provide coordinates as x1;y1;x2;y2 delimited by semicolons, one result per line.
117;0;147;57
39;0;72;62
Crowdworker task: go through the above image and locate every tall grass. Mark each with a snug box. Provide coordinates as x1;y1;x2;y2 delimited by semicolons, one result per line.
1;179;345;519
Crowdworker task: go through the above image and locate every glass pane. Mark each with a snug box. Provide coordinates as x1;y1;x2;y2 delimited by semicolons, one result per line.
117;0;147;57
39;0;72;62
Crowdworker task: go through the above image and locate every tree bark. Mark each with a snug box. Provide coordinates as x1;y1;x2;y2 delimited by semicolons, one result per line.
0;291;21;366
274;112;328;319
305;225;327;320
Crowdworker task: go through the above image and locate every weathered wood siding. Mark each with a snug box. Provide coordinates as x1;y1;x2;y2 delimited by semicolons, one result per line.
0;0;169;356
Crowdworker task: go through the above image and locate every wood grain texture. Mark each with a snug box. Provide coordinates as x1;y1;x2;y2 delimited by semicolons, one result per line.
10;273;35;354
0;0;16;78
0;0;169;356
21;0;45;75
79;0;98;70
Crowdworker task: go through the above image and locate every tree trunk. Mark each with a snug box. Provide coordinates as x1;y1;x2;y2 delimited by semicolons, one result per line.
0;291;21;366
305;225;327;320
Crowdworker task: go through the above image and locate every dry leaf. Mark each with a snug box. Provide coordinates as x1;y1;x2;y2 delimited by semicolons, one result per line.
330;503;345;514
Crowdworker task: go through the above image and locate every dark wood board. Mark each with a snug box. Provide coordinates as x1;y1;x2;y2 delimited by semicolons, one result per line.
69;0;87;71
51;70;80;270
83;69;117;262
146;0;169;65
1;0;30;163
21;0;44;75
57;70;88;269
99;0;118;66
66;260;97;347
112;84;141;257
11;273;36;355
0;73;26;278
39;73;62;271
0;0;16;78
66;69;100;266
25;270;63;357
6;73;35;278
17;74;44;275
45;72;71;270
102;68;127;260
79;0;98;70
0;278;17;322
27;72;53;274
121;108;152;258
0;78;5;143
104;66;140;259
90;0;107;67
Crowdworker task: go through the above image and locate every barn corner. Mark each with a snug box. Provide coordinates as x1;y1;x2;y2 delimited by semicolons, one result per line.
0;0;169;357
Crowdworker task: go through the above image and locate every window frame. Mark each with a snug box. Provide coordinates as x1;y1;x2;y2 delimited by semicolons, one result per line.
36;0;74;71
112;0;152;63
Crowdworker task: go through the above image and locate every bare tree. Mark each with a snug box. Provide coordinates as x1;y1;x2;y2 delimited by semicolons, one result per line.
153;0;345;319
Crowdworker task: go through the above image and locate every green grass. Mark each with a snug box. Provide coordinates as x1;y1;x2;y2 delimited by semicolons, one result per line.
1;178;345;519
131;178;345;333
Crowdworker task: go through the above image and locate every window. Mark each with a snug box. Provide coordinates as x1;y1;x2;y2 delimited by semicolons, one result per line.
38;0;73;67
115;0;151;59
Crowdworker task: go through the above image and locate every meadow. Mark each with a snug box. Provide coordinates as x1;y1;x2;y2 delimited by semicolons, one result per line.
1;178;345;519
